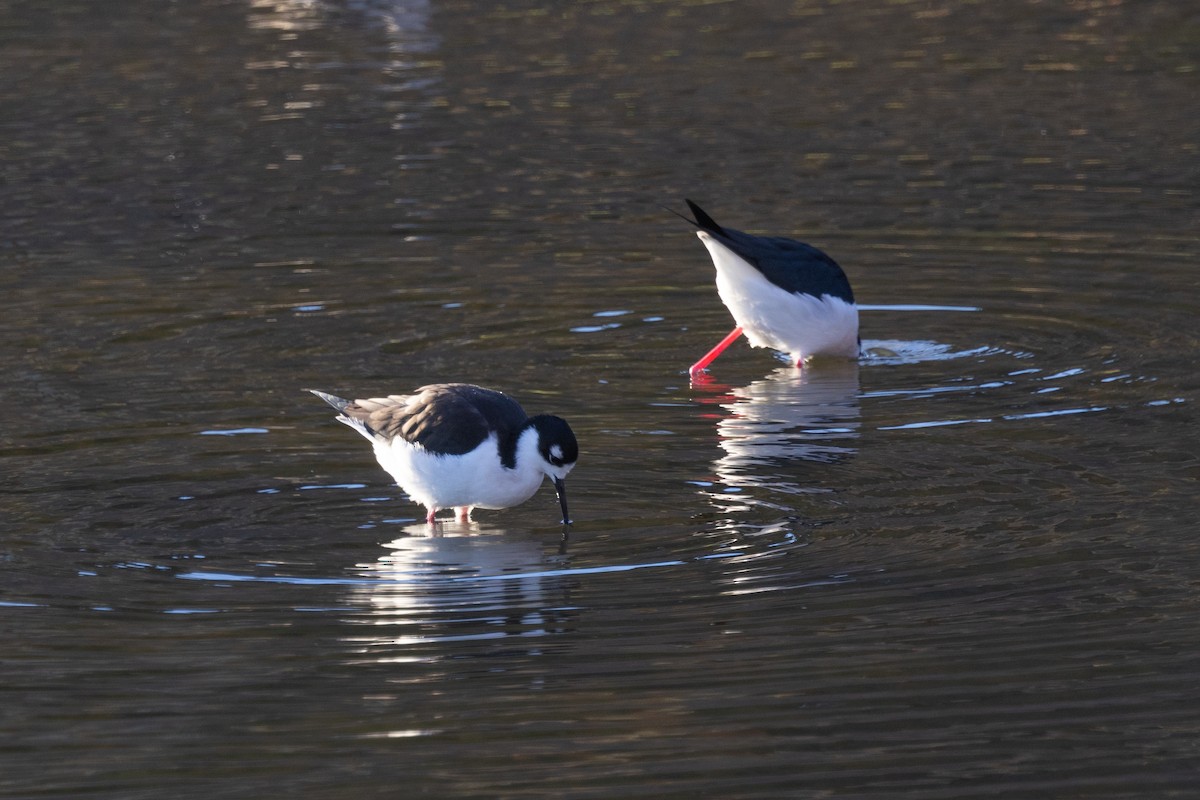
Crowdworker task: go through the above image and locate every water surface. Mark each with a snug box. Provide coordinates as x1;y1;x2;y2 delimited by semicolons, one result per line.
2;1;1198;797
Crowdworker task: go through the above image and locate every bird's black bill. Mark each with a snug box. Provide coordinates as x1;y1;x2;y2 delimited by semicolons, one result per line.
554;477;571;525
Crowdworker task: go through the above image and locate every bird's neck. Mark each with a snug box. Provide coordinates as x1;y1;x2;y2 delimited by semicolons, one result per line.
500;423;542;472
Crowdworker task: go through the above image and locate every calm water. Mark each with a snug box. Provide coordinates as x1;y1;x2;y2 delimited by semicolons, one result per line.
3;1;1198;797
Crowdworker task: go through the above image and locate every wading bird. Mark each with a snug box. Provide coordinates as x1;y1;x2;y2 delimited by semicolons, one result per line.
308;384;577;524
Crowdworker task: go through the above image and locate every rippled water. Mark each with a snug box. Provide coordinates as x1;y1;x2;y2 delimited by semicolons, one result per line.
3;1;1198;797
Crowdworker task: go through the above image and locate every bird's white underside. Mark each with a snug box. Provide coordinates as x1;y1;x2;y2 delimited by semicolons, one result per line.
370;428;554;511
698;232;860;362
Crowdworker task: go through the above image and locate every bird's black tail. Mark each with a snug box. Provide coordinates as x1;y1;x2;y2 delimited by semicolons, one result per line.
684;199;726;236
664;199;727;237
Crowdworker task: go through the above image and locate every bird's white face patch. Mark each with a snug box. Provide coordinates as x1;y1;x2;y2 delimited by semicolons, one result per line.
550;444;563;461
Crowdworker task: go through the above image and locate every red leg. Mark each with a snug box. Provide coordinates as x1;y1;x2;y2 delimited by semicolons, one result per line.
455;506;472;522
689;326;743;378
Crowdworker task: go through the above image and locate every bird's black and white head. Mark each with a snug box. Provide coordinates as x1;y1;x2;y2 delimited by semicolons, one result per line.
527;414;578;524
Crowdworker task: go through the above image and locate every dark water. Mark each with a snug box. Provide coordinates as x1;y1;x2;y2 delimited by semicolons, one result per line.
3;1;1199;797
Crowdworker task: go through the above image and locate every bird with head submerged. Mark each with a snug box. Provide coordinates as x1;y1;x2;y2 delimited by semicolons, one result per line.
308;383;578;525
680;199;860;378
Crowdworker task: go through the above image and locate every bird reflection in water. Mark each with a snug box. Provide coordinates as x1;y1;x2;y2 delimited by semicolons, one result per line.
341;521;574;664
694;362;861;510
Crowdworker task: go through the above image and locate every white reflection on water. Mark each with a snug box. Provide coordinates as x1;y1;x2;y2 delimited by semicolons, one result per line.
701;363;861;509
341;523;572;661
243;0;441;136
684;365;866;595
247;0;438;54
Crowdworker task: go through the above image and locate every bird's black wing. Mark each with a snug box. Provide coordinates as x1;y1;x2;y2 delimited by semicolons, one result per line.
354;384;528;456
684;200;854;303
733;233;856;303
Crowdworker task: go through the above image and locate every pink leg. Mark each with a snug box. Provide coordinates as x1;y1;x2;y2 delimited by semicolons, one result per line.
455;506;472;522
425;507;438;524
689;327;743;378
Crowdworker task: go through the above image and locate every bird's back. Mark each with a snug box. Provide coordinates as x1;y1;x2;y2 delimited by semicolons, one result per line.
686;199;854;303
346;384;529;462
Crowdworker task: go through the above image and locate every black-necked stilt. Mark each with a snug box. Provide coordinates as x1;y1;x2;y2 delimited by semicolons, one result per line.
308;384;578;525
681;200;859;378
